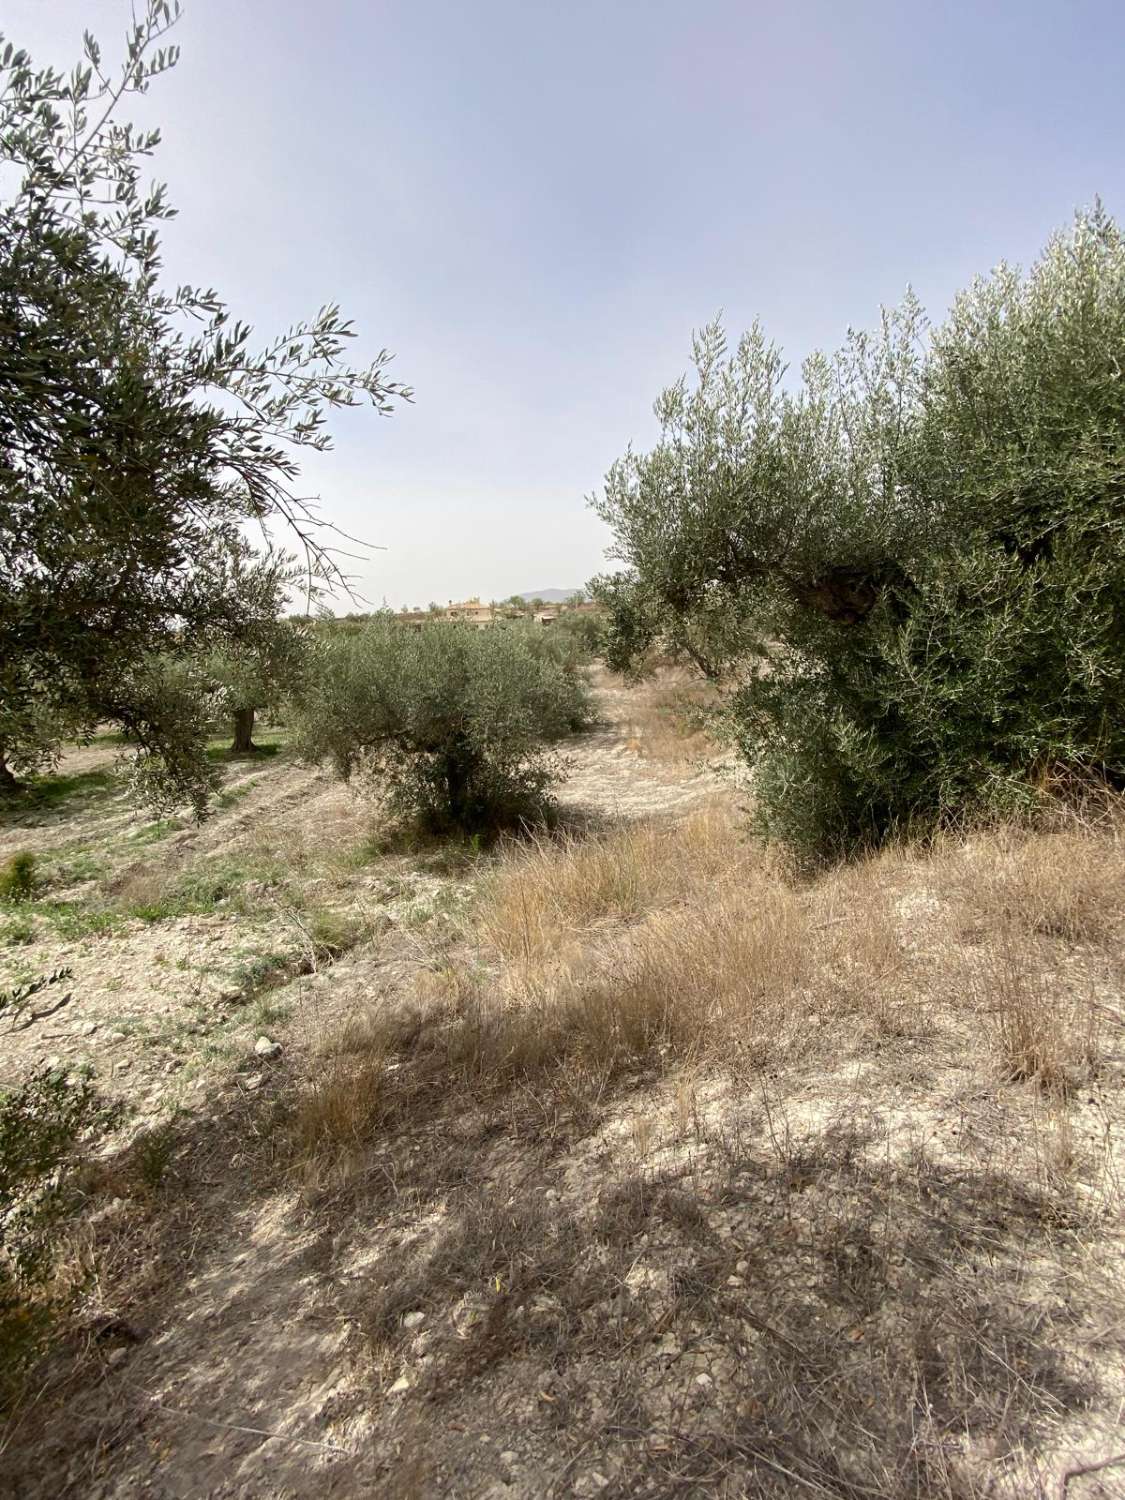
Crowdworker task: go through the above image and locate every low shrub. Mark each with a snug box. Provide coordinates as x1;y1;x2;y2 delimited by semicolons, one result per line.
0;852;38;904
295;616;592;836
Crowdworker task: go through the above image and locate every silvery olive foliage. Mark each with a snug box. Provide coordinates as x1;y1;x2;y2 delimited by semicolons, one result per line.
0;4;409;810
296;617;591;835
593;209;1125;857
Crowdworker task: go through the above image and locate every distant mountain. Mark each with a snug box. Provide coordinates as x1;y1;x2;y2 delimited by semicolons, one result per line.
513;588;587;604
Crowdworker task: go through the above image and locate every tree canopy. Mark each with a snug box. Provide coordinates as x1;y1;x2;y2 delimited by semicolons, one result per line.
592;209;1125;856
296;616;590;835
0;3;409;809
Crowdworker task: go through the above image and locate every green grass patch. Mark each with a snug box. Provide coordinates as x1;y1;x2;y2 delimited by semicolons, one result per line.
204;742;282;763
43;850;105;889
0;915;36;946
123;856;285;923
21;768;117;810
130;817;184;845
32;903;122;940
215;780;257;811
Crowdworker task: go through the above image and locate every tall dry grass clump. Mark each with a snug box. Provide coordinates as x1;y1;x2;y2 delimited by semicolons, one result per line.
954;823;1125;945
969;937;1101;1093
475;802;749;965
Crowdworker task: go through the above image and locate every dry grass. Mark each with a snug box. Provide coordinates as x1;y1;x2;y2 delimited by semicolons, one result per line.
953;824;1125;945
475;802;750;964
8;731;1124;1498
292;799;1123;1174
969;936;1101;1092
616;668;722;763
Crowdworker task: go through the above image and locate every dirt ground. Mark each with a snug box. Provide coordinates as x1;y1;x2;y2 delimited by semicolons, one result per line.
1;676;1123;1499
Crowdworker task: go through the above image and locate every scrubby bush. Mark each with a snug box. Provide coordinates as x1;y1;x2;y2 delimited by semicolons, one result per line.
551;607;606;660
0;852;37;904
500;619;595;725
296;616;591;834
594;208;1125;859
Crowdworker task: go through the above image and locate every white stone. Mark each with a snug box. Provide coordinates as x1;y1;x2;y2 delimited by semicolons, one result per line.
254;1036;281;1058
402;1311;425;1330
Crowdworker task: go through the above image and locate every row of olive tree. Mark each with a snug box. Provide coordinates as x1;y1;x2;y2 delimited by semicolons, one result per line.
592;208;1125;859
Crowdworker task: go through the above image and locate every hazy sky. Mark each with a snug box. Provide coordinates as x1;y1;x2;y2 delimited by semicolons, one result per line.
9;1;1125;608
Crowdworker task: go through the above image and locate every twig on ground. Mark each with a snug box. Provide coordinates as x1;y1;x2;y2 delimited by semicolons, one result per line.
1058;1450;1125;1498
128;1385;353;1457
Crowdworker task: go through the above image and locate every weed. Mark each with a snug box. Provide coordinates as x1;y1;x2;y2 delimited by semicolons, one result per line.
130;1123;179;1194
0;852;38;904
956;825;1125;946
249;994;292;1031
117;856;282;922
1;915;35;946
476;804;745;965
130;817;183;845
306;908;364;958
231;948;294;993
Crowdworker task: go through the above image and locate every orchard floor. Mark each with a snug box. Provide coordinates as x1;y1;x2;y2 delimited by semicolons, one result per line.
1;672;1123;1500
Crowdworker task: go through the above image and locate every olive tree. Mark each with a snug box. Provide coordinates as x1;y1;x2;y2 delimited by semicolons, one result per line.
296;617;591;834
593;210;1125;857
197;550;312;754
0;4;409;811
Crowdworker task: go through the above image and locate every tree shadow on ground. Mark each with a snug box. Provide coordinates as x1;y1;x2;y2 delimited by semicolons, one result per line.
1;1052;1116;1500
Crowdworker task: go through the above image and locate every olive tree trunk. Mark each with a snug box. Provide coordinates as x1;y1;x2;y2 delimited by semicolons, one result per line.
0;751;20;794
231;707;257;755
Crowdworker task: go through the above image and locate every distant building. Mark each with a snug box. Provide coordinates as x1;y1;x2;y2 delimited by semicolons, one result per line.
393;595;601;630
444;596;497;628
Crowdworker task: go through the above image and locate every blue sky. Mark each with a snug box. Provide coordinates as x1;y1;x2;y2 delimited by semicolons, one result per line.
9;1;1125;607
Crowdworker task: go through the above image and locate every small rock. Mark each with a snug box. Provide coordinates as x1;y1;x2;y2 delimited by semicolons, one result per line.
388;1375;410;1394
695;1372;713;1388
500;1451;518;1465
254;1036;282;1059
402;1311;425;1330
106;1031;127;1043
243;1073;264;1092
76;1021;98;1037
163;1059;182;1075
726;1275;744;1288
44;1054;63;1072
106;1348;127;1368
114;1059;132;1072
